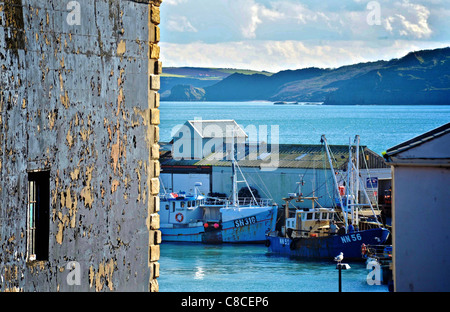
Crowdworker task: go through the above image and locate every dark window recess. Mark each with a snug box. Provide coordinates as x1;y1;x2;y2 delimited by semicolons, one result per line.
27;171;50;261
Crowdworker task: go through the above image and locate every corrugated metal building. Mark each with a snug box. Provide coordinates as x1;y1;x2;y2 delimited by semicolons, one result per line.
161;141;390;208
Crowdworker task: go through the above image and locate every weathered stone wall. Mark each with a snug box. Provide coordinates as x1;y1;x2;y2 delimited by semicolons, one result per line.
0;0;162;291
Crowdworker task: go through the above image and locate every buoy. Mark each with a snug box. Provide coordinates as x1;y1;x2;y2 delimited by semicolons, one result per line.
175;213;184;222
361;243;367;255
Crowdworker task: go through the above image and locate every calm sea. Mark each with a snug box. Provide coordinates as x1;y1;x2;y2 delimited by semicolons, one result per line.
158;242;388;292
158;101;450;292
159;101;450;154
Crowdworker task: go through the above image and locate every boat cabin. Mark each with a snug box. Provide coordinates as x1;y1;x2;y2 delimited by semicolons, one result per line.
285;208;337;238
160;192;206;226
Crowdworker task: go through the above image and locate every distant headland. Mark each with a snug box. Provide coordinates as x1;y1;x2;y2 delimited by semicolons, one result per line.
160;47;450;105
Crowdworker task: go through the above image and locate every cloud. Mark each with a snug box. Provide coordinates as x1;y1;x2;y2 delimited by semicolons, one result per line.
396;2;432;38
159;0;449;70
269;1;323;24
241;3;262;39
160;39;450;73
167;16;197;33
164;0;188;5
228;0;284;39
376;1;433;39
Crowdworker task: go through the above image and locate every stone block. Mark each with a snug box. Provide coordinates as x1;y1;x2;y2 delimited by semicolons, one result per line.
150;177;159;195
150;6;160;25
150;108;160;125
149;244;160;262
149;43;160;59
149;74;160;90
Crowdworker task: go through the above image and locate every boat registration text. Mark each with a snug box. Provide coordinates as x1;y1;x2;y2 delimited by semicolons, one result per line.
234;216;257;228
340;233;362;243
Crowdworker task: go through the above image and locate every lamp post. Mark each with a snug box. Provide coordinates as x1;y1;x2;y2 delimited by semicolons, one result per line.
336;262;351;292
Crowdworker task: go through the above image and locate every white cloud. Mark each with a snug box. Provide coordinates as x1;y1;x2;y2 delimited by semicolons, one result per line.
228;0;283;39
160;39;450;73
164;0;188;5
269;1;322;24
167;16;197;33
159;0;448;71
399;4;432;38
382;1;433;39
244;3;262;39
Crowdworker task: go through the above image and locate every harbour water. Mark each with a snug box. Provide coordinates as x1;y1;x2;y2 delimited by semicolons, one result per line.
160;101;450;154
158;242;388;292
158;101;450;292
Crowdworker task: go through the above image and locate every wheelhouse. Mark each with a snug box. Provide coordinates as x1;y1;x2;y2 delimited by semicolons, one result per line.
286;208;337;238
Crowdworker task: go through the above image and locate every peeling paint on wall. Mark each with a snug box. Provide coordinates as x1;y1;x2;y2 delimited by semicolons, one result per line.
1;0;162;292
89;258;117;292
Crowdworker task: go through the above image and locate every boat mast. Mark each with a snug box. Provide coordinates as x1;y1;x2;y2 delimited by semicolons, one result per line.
230;130;238;207
347;137;353;228
229;128;260;208
352;162;382;227
321;135;348;233
354;135;360;227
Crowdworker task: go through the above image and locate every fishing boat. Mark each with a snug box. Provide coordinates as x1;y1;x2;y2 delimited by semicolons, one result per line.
266;135;390;260
159;139;277;244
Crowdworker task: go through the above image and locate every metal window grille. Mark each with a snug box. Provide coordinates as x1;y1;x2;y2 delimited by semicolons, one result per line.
27;180;37;261
27;171;50;261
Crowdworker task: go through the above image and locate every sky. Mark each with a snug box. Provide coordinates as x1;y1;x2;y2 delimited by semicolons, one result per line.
159;0;450;73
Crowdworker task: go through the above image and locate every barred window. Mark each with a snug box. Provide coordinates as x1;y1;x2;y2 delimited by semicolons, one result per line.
27;171;50;261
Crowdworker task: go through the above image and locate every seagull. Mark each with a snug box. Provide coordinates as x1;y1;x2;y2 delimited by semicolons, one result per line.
334;252;344;263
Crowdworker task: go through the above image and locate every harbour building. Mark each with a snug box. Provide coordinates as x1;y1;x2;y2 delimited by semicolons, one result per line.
160;120;392;227
384;122;450;292
0;0;162;292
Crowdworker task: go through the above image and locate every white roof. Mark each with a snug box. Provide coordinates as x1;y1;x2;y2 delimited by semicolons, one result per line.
188;120;248;139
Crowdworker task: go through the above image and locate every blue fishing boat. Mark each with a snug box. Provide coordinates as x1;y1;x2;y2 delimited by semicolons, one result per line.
267;224;389;260
160;138;277;244
160;191;277;243
266;135;390;260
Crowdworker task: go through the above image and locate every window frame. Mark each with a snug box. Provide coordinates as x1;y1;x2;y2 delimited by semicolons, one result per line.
27;170;50;262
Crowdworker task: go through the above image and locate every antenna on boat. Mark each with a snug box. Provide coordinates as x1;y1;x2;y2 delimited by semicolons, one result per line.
321;135;348;233
229;127;260;208
350;162;382;228
354;135;360;207
230;129;238;207
347;136;355;228
194;182;202;197
159;176;167;195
